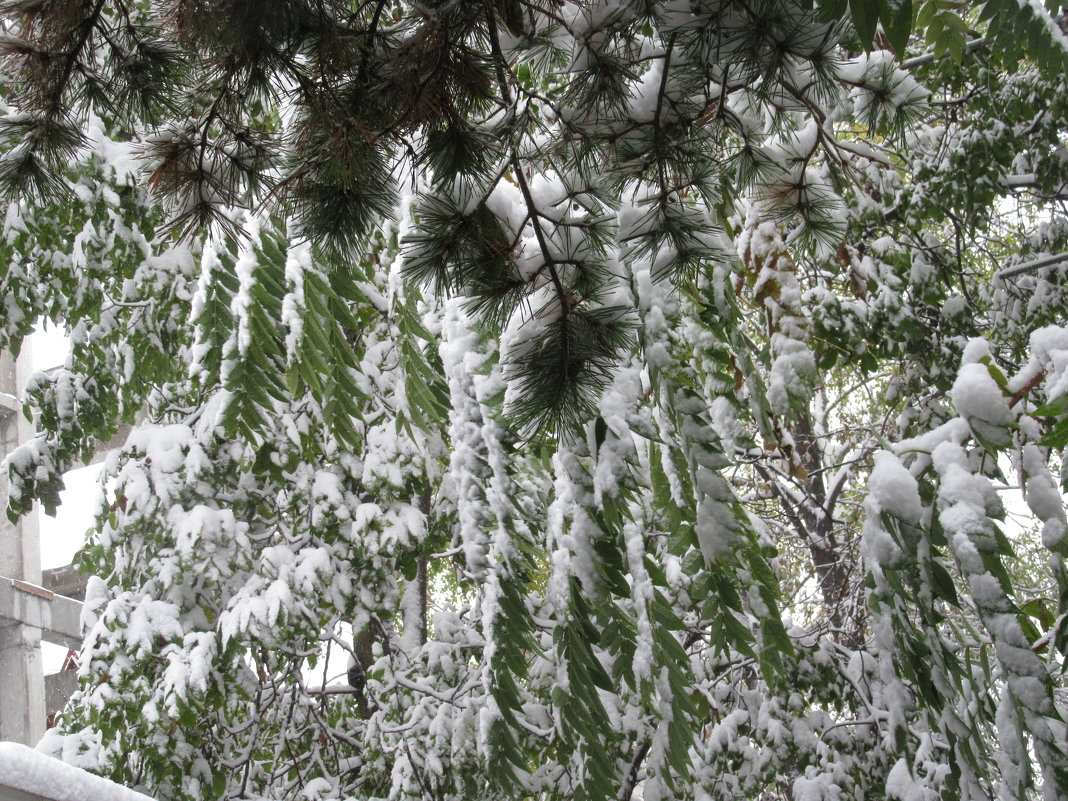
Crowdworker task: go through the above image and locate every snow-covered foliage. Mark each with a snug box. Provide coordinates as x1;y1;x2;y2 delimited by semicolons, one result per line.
1;2;1067;801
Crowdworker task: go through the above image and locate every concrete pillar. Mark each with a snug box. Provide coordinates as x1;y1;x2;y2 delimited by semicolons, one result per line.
0;345;45;745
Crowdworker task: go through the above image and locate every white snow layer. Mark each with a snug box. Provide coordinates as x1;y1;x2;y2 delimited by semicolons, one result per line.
868;451;922;523
0;742;155;801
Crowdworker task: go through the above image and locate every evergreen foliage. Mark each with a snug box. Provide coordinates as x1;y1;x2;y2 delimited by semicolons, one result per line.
1;2;1068;801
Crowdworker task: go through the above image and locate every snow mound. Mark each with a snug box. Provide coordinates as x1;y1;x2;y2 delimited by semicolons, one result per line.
0;743;154;801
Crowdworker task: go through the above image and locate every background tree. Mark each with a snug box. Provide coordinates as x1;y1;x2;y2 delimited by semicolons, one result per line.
2;2;1067;801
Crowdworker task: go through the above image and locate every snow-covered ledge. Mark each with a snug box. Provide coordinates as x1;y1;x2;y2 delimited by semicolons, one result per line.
0;743;154;801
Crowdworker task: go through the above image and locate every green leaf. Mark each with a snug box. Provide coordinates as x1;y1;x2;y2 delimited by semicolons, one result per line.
885;0;914;54
931;561;960;606
1033;393;1068;418
850;0;880;46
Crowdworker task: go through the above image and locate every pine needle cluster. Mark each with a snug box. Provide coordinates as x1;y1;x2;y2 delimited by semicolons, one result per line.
0;0;1061;431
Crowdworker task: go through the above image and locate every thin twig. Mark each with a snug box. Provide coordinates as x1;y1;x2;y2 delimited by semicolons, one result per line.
996;252;1068;280
619;741;651;801
902;37;988;69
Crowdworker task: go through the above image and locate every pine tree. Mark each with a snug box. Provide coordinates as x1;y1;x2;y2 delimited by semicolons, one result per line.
2;2;1068;801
